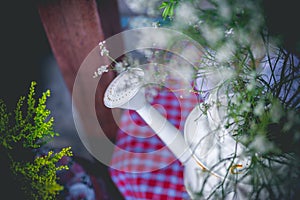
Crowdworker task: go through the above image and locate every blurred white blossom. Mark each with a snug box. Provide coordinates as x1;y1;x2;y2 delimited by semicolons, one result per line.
99;41;109;56
249;135;275;154
254;101;265;116
115;62;126;73
218;1;231;21
123;0;163;16
175;2;198;25
201;25;224;46
215;41;236;63
225;28;234;37
93;65;109;78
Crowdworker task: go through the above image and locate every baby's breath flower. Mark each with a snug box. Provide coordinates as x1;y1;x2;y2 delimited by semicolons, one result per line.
93;65;109;78
225;28;234;37
95;40;125;78
249;135;275;154
215;41;236;63
152;22;159;28
246;80;256;91
100;48;109;56
115;62;125;73
201;25;224;46
241;102;251;113
99;40;110;56
270;100;283;123
254;101;265;116
98;40;106;47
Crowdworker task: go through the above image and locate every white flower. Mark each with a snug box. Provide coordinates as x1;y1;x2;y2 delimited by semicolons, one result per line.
225;28;234;37
201;24;224;46
100;48;109;56
92;65;109;78
99;40;109;56
215;41;236;63
98;40;106;47
249;135;275;154
270;101;283;123
254;101;265;116
218;1;231;21
246;80;256;91
123;0;162;16
152;22;159;28
175;2;198;25
115;62;125;73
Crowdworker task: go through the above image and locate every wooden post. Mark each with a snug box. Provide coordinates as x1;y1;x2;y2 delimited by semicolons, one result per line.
37;0;122;143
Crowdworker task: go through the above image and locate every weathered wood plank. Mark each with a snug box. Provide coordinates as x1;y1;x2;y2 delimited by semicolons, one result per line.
37;0;122;142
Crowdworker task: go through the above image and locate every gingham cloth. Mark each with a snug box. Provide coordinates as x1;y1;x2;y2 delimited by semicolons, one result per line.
109;81;199;200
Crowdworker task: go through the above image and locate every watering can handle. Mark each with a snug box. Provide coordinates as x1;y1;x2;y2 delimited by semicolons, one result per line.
136;103;193;164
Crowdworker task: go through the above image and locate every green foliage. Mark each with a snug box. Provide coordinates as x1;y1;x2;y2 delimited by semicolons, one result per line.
1;81;58;149
13;147;72;200
0;81;72;200
160;0;265;53
159;0;180;19
158;0;300;199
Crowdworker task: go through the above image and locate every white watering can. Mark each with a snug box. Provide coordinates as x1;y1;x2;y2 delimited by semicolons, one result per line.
104;67;252;199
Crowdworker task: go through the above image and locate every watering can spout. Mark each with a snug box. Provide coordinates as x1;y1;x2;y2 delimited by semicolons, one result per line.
136;103;193;163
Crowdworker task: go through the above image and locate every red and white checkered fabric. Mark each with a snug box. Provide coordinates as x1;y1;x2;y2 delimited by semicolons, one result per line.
109;80;199;200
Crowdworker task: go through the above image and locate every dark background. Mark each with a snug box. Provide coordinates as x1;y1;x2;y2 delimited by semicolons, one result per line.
1;1;50;109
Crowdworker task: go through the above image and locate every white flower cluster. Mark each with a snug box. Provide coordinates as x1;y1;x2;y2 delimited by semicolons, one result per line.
123;0;163;17
99;41;109;56
114;62;126;73
92;65;109;78
97;40;132;75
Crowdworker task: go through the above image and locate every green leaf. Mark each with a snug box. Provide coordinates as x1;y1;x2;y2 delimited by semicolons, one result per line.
159;1;168;9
